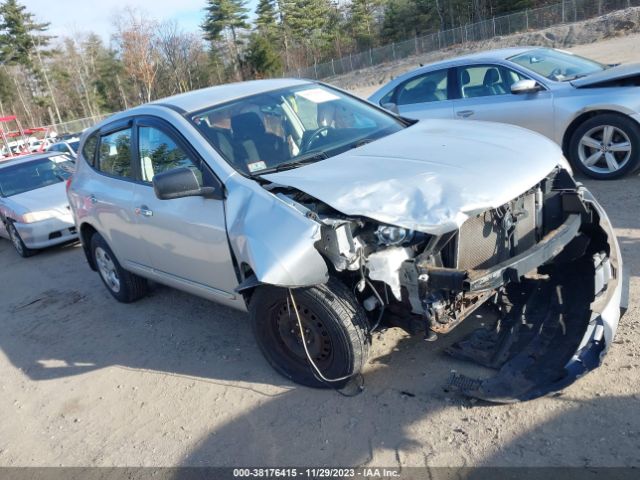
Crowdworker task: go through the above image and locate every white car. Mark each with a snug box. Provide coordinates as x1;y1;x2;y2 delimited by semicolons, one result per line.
0;152;78;257
47;138;80;158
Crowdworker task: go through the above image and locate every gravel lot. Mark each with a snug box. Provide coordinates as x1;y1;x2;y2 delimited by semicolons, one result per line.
1;38;640;468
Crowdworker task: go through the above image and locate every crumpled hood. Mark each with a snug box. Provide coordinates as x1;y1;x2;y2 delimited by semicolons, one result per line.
6;182;70;216
571;63;640;88
263;119;564;235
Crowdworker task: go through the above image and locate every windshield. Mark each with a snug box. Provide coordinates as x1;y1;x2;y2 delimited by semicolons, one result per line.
191;84;405;175
0;156;74;197
69;140;79;153
509;48;606;81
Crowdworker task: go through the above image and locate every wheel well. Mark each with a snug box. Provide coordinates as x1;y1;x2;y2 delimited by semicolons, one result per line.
80;223;98;270
562;110;630;156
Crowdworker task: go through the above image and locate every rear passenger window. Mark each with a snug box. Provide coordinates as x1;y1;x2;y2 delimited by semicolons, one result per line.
138;126;201;184
396;69;448;106
98;129;132;178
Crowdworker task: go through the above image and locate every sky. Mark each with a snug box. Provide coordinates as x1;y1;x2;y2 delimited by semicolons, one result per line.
22;0;258;44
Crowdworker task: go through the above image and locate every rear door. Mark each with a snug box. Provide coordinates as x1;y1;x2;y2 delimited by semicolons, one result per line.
128;117;239;301
452;63;555;139
382;68;455;120
85;123;149;266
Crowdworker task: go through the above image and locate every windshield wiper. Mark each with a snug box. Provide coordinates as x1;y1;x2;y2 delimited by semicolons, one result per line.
255;151;328;175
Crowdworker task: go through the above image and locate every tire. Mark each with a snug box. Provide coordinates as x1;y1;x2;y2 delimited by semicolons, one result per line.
249;278;370;388
7;221;35;258
569;113;640;179
90;232;147;303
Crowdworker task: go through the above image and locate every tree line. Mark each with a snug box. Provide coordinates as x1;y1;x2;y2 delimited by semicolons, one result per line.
0;0;552;128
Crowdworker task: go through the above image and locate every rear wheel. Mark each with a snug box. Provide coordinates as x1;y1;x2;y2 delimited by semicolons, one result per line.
249;278;370;388
569;114;640;179
7;222;35;258
90;232;147;303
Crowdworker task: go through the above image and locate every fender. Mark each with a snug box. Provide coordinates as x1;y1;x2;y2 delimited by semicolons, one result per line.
224;176;329;288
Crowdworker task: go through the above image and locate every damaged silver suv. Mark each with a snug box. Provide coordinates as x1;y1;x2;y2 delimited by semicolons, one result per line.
67;79;627;402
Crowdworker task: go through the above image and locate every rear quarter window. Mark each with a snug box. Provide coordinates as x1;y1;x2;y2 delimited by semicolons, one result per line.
81;133;98;166
97;129;133;178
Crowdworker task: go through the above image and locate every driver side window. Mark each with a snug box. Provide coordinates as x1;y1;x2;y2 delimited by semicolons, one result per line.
138;126;202;184
458;65;530;98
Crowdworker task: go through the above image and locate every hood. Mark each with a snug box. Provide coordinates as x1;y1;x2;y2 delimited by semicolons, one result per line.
263;120;564;235
6;181;70;215
571;63;640;88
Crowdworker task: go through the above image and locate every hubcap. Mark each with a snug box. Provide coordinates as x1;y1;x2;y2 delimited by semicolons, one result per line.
578;125;632;174
9;225;24;255
274;300;333;368
95;246;121;293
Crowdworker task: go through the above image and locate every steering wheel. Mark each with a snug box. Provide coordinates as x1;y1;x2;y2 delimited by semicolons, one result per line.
549;67;563;80
301;126;330;153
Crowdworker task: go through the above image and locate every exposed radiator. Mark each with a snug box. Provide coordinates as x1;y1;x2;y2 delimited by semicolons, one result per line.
456;192;537;271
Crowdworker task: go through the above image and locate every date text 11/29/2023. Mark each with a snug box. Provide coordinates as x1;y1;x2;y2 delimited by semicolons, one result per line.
232;468;400;478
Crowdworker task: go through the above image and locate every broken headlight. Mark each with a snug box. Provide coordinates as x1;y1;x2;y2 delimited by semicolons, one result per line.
375;225;414;246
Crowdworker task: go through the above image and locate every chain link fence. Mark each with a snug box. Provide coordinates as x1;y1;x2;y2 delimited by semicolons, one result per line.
46;113;113;136
287;0;640;80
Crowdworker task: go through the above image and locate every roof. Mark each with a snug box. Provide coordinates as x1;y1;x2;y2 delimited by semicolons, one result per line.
151;78;313;113
443;46;534;63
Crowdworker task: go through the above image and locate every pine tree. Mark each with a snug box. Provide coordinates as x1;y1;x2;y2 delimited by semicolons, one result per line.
0;0;52;66
349;0;383;49
0;0;60;124
285;0;334;63
244;33;283;78
255;0;279;37
201;0;249;79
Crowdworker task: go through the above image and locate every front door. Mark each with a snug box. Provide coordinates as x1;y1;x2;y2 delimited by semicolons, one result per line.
129;119;239;301
453;64;555;140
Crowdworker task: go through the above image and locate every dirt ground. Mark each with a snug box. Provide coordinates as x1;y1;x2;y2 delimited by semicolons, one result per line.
1;41;640;469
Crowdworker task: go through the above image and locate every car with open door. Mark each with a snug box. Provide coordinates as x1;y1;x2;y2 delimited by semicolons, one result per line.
67;79;626;402
369;47;640;179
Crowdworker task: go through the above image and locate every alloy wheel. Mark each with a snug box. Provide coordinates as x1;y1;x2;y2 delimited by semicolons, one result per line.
95;246;121;293
578;125;632;175
8;225;24;256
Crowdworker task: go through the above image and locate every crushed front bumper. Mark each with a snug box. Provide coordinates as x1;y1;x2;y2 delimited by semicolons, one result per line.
14;215;78;249
445;188;627;402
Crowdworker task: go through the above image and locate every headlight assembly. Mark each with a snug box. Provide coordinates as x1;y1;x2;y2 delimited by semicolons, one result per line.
375;225;414;246
19;210;56;223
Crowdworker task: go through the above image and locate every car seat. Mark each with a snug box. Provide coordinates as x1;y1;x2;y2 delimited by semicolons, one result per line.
231;112;286;168
483;68;506;95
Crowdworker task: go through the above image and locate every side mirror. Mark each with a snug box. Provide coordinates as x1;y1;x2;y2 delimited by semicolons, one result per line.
152;167;223;200
511;79;541;94
381;102;400;114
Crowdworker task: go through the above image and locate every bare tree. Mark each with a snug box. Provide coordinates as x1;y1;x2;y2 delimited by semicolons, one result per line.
113;8;161;103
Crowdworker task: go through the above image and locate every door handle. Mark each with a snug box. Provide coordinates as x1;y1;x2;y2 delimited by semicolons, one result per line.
135;206;153;217
457;110;474;118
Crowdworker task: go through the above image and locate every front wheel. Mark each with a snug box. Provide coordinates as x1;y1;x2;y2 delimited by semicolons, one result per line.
7;222;35;258
569;114;640;179
90;232;147;303
249;278;370;388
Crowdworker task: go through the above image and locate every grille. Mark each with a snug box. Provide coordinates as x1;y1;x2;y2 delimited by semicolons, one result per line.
456;193;537;271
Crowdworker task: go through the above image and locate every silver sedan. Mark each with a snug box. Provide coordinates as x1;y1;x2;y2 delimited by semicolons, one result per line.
0;152;78;257
369;47;640;179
